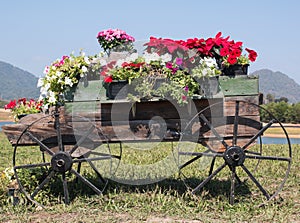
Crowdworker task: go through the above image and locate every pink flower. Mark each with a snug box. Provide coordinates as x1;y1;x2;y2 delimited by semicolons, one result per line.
176;58;183;66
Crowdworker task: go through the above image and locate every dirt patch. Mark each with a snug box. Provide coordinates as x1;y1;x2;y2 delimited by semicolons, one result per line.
0;109;14;122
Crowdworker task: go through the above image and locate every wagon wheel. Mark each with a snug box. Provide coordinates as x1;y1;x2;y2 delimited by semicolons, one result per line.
178;100;292;204
13;108;119;207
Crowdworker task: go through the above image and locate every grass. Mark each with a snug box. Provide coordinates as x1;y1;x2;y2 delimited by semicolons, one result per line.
0;130;299;222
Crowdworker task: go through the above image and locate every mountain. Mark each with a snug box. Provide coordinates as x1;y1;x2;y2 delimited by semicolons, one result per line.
250;69;300;103
0;61;40;100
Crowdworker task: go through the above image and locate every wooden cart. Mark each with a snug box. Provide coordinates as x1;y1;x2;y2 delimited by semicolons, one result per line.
2;75;292;207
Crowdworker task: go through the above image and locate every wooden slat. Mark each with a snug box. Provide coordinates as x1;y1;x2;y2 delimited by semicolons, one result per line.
224;96;260;116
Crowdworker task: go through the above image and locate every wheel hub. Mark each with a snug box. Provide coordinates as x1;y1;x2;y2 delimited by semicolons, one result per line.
51;151;73;173
223;146;245;166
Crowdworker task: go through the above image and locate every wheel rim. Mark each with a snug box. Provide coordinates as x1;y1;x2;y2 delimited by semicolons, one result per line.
13;109;116;207
177;100;292;204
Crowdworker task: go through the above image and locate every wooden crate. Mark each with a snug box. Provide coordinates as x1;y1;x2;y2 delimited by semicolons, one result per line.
2;75;261;151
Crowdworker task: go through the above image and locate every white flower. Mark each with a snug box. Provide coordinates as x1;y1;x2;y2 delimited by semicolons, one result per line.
99;58;107;66
64;77;73;87
48;91;57;104
37;78;44;87
160;53;172;63
81;66;88;73
43;66;50;75
126;53;138;62
203;57;217;68
143;52;160;64
56;71;63;77
84;56;90;65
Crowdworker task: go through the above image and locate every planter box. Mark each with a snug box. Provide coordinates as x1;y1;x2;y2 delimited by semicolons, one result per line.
222;64;249;76
219;75;259;96
106;80;128;100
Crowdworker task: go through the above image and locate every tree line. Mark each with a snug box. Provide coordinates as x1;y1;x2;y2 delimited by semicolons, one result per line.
260;94;300;123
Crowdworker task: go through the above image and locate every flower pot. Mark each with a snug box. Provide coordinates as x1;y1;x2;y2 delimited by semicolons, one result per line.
17;114;28;120
196;76;220;97
106;80;129;100
222;64;249;76
64;85;78;102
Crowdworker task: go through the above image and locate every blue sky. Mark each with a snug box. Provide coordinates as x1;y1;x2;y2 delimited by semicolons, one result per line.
1;0;300;84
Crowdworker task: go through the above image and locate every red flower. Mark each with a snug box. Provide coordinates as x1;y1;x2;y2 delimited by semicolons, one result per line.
122;62;145;68
220;47;230;57
4;100;16;110
230;49;242;58
245;48;258;62
227;56;237;65
18;98;26;105
104;76;113;83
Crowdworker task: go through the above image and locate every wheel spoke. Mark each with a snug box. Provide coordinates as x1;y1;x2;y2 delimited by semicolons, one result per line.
245;155;291;162
70;169;102;194
208;157;216;176
232;101;240;146
244;150;261;155
199;114;229;149
73;155;113;164
228;165;242;185
230;166;236;205
89;151;121;160
54;112;64;152
69;125;96;155
25;132;54;156
241;164;270;199
14;162;51;170
179;155;202;170
242;119;276;150
192;162;227;194
62;173;70;204
31;170;55;198
86;159;107;183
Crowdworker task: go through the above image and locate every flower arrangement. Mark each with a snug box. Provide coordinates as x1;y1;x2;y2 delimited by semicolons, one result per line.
4;98;43;121
101;50;220;104
179;32;258;68
38;51;91;107
97;28;135;56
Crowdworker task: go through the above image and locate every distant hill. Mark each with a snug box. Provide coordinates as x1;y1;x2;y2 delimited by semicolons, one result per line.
250;69;300;103
0;61;40;100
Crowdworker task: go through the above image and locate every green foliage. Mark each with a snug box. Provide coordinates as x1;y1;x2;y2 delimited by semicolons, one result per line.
261;101;300;123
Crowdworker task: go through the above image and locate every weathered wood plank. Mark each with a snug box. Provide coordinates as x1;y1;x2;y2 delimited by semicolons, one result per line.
224;96;260;116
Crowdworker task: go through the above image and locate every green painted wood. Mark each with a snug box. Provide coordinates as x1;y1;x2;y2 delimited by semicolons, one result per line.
219;75;259;96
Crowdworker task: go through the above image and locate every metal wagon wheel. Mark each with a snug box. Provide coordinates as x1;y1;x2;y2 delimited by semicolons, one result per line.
13;108;120;207
178;100;292;205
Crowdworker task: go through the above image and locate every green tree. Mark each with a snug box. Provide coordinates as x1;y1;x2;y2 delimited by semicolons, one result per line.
265;93;275;103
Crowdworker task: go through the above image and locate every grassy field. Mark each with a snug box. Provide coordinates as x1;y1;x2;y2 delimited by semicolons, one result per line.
0;129;299;223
